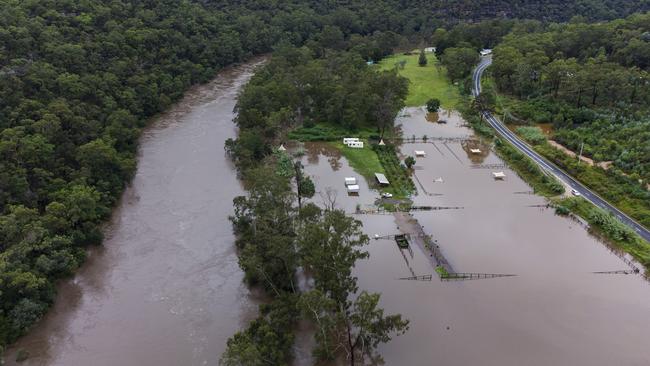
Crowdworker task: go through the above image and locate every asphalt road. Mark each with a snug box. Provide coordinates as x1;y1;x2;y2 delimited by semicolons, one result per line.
472;57;650;243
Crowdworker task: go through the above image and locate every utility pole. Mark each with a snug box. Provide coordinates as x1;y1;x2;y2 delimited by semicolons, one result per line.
577;142;584;163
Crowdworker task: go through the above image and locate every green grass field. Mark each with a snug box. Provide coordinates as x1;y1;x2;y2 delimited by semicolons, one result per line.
378;53;460;108
332;141;411;199
332;141;385;182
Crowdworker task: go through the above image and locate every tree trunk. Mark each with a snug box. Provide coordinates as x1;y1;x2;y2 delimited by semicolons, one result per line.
591;85;598;105
347;322;355;366
295;164;303;210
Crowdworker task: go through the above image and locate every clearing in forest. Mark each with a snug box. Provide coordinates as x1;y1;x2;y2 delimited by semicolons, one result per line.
378;53;460;108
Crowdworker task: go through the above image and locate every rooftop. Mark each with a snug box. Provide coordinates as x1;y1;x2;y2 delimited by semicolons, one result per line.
375;173;389;185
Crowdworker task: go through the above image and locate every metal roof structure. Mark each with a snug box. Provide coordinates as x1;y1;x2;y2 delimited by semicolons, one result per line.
375;173;389;185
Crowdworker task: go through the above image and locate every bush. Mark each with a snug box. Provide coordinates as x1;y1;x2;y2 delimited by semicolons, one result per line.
555;205;570;215
418;49;427;66
404;156;416;168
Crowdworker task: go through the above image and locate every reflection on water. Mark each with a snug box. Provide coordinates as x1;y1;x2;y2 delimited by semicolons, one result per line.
4;58;267;366
460;139;490;164
301;107;650;366
304;142;343;171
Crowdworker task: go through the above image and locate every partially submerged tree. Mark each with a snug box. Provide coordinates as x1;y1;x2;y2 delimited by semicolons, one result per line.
426;98;441;113
297;209;408;364
294;161;315;210
230;166;297;294
299;289;409;365
297;209;368;304
404;156;416;169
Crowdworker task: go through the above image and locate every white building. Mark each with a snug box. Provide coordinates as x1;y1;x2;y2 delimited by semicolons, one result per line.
347;184;360;194
480;49;492;56
345;177;357;186
347;141;364;148
375;173;390;186
343;137;360;144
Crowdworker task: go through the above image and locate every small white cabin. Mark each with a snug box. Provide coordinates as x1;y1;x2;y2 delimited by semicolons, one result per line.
470;148;481;154
347;184;360;194
347;141;364;148
344;177;357;186
414;150;426;157
424;47;436;53
343;137;360;144
492;171;506;179
480;49;492;56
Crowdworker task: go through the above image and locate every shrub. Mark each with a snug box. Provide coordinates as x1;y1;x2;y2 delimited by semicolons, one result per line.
555;205;570;215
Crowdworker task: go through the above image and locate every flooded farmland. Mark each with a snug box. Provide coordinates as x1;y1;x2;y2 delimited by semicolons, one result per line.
299;107;650;366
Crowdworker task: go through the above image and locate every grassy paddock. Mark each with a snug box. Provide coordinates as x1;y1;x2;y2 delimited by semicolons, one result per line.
333;141;385;182
332;142;415;199
378;53;460;108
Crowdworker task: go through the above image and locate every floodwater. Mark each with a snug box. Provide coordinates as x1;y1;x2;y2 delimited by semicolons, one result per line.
4;58;267;366
299;107;650;366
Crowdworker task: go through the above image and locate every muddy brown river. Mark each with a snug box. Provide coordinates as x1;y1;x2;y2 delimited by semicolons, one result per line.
6;64;650;366
5;59;266;366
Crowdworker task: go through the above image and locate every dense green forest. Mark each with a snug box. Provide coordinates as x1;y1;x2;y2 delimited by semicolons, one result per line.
0;0;648;353
485;13;650;228
489;13;650;179
226;44;408;170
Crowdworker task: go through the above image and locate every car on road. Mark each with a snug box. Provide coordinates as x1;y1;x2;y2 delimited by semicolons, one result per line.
571;189;581;197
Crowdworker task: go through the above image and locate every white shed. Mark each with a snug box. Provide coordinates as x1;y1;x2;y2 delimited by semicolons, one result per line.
343;137;360;144
375;173;390;186
347;141;364;148
344;177;357;186
347;184;360;194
